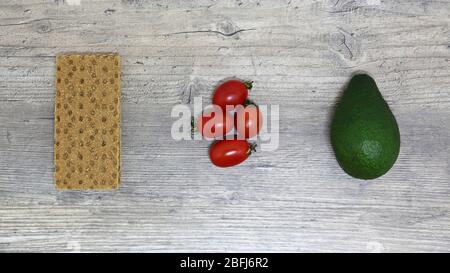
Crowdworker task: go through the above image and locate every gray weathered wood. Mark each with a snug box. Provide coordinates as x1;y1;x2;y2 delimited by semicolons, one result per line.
1;0;450;252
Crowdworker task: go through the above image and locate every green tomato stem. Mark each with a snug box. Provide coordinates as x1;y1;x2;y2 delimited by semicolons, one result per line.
247;143;257;155
244;81;253;90
191;116;196;139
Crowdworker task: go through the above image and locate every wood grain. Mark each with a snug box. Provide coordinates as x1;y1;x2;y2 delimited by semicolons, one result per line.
0;0;449;252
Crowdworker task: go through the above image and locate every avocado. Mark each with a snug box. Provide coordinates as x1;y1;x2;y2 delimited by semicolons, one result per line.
330;74;400;179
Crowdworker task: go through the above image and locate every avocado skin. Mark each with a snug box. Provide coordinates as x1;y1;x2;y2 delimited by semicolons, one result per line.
331;74;400;180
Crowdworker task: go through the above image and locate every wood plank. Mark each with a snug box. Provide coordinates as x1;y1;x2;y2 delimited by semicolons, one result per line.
0;0;449;252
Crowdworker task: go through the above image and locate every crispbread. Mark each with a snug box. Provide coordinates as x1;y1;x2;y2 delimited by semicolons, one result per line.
54;53;121;189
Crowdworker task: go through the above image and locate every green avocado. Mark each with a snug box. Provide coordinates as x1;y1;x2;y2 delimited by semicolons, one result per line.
330;74;400;180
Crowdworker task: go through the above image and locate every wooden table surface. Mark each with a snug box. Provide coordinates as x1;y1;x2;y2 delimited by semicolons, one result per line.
0;0;449;252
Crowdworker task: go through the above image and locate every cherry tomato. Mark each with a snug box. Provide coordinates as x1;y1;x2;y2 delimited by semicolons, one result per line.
212;80;252;110
197;106;234;139
235;104;263;139
209;139;256;168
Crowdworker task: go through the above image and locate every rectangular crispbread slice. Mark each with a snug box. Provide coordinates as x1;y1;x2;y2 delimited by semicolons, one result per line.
54;53;121;190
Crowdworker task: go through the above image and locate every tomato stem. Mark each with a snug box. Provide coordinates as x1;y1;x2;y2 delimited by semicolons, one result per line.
191;116;196;139
247;143;257;155
244;81;253;90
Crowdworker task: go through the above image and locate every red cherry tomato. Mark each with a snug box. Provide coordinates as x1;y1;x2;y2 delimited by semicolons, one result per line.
209;139;256;168
235;105;263;139
212;80;252;110
197;106;234;139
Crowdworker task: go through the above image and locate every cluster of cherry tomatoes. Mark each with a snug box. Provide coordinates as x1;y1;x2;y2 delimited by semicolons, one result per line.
196;79;263;168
